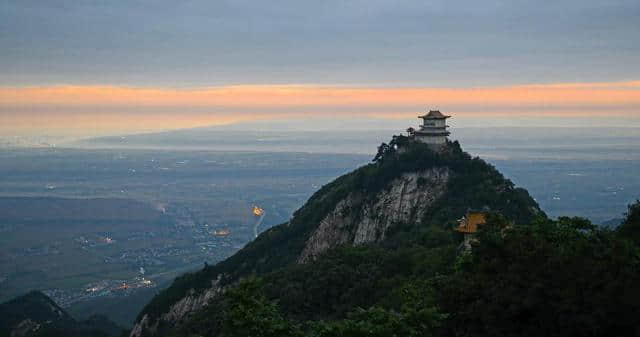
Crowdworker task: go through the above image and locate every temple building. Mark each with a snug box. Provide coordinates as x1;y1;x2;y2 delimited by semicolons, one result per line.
407;110;451;148
454;211;487;250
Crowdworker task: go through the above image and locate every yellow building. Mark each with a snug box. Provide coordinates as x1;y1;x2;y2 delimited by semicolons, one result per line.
455;211;487;249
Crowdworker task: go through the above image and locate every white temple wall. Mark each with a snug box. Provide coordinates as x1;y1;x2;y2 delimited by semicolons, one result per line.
421;119;446;128
416;135;446;144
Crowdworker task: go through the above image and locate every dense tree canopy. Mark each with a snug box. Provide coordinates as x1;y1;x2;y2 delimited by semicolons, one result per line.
167;212;640;337
440;214;640;337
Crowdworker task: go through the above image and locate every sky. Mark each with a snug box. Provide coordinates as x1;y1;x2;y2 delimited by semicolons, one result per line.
1;0;639;139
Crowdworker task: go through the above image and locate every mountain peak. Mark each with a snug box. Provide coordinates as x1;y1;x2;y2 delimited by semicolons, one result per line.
132;137;543;336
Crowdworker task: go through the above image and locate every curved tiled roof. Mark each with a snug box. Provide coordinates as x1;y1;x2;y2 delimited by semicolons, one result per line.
418;110;450;119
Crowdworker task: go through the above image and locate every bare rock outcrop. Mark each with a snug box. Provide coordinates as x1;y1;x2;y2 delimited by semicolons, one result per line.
129;277;223;337
298;167;449;262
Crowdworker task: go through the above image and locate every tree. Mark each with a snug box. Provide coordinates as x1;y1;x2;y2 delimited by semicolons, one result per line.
373;143;390;163
440;216;640;337
618;200;640;244
219;278;298;337
307;306;443;337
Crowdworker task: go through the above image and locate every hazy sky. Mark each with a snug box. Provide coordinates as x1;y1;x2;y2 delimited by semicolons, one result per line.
1;0;639;138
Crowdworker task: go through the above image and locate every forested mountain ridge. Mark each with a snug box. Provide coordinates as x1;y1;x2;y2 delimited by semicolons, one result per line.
131;137;546;336
0;291;123;337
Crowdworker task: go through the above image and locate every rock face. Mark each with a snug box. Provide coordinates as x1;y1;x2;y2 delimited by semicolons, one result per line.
129;277;222;337
299;167;450;262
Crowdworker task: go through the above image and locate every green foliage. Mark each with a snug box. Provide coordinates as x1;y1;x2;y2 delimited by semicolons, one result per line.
440;216;640;337
172;274;446;337
306;306;444;337
218;278;297;337
618;200;640;244
373;142;390;163
187;276;445;337
261;244;456;321
162;207;640;337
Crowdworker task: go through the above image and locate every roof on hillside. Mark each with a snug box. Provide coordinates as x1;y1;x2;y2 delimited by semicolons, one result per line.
455;212;487;234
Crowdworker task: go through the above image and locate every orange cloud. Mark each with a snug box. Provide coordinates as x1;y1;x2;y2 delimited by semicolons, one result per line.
2;81;640;110
1;81;639;136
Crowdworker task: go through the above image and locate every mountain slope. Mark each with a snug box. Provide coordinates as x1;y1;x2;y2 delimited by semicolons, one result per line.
156;210;640;337
131;138;543;336
0;291;69;336
0;291;123;337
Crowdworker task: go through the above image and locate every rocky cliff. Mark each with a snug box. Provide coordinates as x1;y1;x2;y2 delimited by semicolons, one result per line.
130;277;222;337
299;167;450;262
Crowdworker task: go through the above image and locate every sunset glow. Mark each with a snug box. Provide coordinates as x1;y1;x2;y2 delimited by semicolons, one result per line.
2;81;639;136
4;81;640;109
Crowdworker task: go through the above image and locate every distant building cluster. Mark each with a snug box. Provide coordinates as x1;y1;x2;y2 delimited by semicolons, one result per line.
212;228;231;237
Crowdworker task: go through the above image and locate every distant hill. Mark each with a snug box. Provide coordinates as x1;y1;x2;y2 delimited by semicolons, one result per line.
0;291;123;337
71;125;640;161
601;217;623;228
